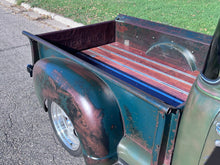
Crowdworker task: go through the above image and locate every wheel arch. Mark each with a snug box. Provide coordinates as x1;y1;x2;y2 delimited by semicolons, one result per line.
33;57;124;164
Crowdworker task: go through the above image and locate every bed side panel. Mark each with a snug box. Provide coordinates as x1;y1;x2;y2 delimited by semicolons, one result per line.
115;14;212;72
38;21;115;51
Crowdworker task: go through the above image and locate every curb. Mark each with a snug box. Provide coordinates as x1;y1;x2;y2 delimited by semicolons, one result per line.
5;0;84;28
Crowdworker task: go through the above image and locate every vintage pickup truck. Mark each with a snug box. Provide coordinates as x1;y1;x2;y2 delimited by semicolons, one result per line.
23;14;220;165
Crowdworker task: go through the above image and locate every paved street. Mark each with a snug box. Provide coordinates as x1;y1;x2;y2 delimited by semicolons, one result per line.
0;1;85;164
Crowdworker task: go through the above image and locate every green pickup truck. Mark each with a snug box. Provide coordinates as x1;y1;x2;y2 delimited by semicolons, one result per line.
23;14;220;165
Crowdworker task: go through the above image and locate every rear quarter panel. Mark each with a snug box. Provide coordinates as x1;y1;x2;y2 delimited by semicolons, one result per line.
36;42;181;164
172;75;220;164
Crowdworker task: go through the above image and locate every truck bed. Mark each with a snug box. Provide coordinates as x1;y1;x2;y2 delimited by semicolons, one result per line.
35;14;211;106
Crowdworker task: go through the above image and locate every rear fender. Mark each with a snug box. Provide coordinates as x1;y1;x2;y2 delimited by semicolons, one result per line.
33;57;124;165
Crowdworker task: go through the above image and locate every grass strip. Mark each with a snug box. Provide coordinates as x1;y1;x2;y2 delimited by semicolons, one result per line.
21;0;220;35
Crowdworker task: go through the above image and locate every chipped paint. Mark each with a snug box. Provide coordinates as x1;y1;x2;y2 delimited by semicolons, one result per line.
129;135;153;154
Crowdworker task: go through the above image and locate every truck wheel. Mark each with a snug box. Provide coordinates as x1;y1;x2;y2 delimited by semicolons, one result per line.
48;101;82;157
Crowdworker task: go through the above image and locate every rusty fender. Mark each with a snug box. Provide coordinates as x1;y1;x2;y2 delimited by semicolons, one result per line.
33;57;124;165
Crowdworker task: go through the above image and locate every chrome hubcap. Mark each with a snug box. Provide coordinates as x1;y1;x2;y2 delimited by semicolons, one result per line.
51;102;80;151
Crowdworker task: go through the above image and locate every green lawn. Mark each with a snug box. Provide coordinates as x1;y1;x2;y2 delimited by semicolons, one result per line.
21;0;220;35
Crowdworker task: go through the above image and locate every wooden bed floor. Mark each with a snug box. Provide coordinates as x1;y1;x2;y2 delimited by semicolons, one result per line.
83;42;200;101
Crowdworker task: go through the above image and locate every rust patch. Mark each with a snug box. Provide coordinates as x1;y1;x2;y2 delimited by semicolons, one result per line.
51;70;109;158
124;106;153;153
42;88;59;100
33;58;122;164
72;95;109;157
33;59;47;76
163;139;175;165
48;77;57;90
116;24;129;33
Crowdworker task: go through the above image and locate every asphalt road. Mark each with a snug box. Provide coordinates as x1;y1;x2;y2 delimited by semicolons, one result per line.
0;1;85;165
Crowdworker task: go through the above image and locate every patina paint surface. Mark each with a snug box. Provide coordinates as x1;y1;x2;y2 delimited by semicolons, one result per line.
161;110;181;165
101;78;181;165
34;40;182;165
117;136;152;164
197;77;220;100
34;48;181;164
172;75;220;165
199;112;220;164
29;39;40;64
33;57;123;165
